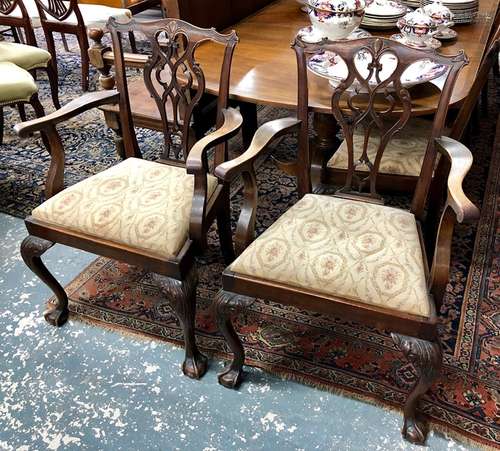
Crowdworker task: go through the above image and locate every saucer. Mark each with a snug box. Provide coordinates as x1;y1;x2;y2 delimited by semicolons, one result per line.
390;33;442;50
435;28;458;40
297;26;371;43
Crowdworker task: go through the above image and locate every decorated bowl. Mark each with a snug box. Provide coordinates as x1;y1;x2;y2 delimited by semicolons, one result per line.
397;9;437;46
307;0;366;40
422;1;454;30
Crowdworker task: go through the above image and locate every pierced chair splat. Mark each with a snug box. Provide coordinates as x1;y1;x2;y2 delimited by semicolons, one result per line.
213;37;479;445
17;17;248;380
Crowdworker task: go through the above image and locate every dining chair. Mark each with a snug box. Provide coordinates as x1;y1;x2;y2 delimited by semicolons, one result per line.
321;34;500;194
0;0;60;109
0;61;46;144
212;37;477;445
14;17;293;381
34;0;132;91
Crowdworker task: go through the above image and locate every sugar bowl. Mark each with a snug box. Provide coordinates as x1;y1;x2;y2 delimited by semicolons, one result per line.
307;0;366;41
422;1;456;39
396;9;438;48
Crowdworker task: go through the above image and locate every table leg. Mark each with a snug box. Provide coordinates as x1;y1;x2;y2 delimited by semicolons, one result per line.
312;112;340;193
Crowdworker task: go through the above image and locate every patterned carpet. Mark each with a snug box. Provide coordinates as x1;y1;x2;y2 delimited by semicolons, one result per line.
1;34;499;448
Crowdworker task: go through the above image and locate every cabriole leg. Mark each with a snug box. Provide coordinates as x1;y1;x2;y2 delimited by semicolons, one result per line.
152;268;207;379
392;333;442;445
214;289;255;388
20;236;69;327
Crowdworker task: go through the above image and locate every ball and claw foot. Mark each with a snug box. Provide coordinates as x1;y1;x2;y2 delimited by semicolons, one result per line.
43;304;69;327
182;351;208;379
218;365;243;389
402;416;428;445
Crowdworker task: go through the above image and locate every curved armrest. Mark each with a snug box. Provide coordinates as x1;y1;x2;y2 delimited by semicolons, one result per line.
186;108;243;175
15;90;119;137
435;136;480;223
215;117;301;182
436;136;479;222
429;137;480;306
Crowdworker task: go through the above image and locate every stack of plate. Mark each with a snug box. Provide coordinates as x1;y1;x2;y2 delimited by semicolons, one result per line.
422;0;478;24
361;0;408;29
400;0;420;7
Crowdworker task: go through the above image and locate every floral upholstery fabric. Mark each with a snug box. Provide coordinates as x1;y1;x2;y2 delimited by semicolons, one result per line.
327;118;433;177
0;42;51;71
0;62;37;105
230;194;431;317
32;158;218;259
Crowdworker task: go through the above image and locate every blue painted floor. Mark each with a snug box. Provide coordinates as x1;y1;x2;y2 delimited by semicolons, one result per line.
0;212;475;450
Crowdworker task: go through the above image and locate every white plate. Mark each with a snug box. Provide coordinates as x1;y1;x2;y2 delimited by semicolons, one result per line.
307;49;448;90
365;0;407;16
391;33;442;50
297;26;372;42
435;28;458;40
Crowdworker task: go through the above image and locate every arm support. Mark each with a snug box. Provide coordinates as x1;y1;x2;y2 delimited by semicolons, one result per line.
435;136;480;223
187;107;243;250
429;136;480;305
214;117;301;254
15;90;119;137
14;90;119;199
214;117;301;182
186;107;243;175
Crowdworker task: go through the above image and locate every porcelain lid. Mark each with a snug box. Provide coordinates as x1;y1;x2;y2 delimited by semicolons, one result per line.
308;0;366;12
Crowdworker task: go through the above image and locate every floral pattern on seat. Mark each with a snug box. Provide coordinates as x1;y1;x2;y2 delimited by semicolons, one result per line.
32;158;218;259
327;118;435;177
230;194;431;317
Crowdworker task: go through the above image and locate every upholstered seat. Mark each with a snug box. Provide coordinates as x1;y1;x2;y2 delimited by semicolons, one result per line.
0;42;51;71
61;3;132;27
327;118;434;177
230;194;431;317
0;62;38;105
31;158;219;259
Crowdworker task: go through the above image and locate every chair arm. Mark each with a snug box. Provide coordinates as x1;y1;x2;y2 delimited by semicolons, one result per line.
429;136;480;306
214;117;301;182
435;136;480;223
186;108;243;175
213;117;301;255
14;90;119;137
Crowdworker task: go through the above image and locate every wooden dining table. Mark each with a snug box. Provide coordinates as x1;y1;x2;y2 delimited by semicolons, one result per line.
90;0;498;153
193;0;498;116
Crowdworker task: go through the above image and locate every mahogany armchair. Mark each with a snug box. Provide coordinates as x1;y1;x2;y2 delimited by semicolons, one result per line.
34;0;132;91
0;0;60;109
321;34;500;194
15;18;293;380
213;38;479;445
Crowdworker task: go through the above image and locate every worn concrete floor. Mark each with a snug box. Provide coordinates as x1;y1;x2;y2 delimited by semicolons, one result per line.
0;212;475;450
